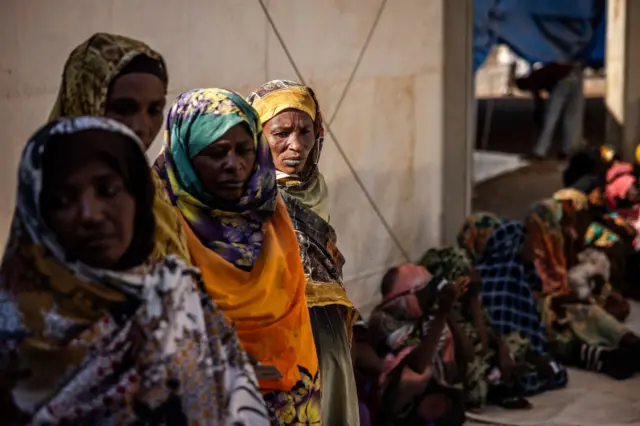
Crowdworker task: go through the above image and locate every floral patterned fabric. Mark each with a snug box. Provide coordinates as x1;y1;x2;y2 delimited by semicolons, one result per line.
0;117;268;425
154;88;278;270
457;212;504;261
263;368;322;425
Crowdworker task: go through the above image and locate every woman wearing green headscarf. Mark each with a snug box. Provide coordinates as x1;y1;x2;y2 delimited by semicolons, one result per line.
420;247;531;411
153;88;321;425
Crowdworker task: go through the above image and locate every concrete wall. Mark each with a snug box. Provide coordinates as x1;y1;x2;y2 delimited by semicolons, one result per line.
1;0;473;314
605;0;640;162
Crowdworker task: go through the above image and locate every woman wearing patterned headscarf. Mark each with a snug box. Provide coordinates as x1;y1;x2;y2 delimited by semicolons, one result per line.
456;212;504;262
247;80;356;425
0;116;267;425
420;247;531;411
524;198;640;380
367;264;466;426
48;32;190;266
154;88;320;425
474;220;569;395
560;147;640;297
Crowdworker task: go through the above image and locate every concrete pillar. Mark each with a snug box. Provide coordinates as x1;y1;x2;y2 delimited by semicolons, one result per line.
441;0;474;245
605;0;640;161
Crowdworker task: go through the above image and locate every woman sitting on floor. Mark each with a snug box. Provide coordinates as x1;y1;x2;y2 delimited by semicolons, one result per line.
560;148;639;297
0;117;267;425
367;264;466;426
464;216;569;395
420;247;531;412
525;198;640;379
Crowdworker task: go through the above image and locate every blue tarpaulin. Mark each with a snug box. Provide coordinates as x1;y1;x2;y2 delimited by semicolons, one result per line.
474;0;606;73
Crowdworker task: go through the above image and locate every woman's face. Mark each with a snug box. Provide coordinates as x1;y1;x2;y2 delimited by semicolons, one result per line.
192;123;257;201
42;153;136;270
263;109;316;175
105;73;166;150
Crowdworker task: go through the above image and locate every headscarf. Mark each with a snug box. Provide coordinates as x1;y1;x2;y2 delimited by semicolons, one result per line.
476;221;567;395
154;88;278;270
419;247;473;282
247;80;330;222
456;212;503;262
604;161;636;210
381;264;433;319
524;199;569;296
47;32;191;266
0;117;267;425
49;32;167;121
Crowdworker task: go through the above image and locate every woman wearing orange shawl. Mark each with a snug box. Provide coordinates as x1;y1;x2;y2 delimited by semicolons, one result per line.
48;32;190;264
524;197;640;379
153;88;320;425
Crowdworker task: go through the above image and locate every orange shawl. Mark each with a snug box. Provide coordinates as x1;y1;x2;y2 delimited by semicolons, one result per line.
181;197;318;392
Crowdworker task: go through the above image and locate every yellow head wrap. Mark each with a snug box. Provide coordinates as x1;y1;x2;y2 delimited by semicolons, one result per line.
250;85;317;124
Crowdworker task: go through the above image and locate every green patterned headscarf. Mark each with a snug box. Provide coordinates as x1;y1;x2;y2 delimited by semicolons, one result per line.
419;247;473;281
154;88;277;270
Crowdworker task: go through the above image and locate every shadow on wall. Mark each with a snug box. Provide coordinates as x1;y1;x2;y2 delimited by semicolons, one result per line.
475;96;606;154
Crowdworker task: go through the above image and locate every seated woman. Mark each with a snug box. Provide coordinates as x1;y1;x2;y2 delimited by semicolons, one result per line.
0;117;267;425
560;148;639;297
48;32;190;263
367;264;466;426
457;212;505;262
604;161;640;248
525;198;640;379
247;80;357;425
472;219;568;395
549;190;631;319
153;88;320;425
420;248;531;412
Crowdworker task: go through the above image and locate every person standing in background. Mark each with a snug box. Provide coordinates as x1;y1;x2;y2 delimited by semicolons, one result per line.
531;61;585;160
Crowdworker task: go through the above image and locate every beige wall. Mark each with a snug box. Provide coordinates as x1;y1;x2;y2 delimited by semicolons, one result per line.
1;0;473;314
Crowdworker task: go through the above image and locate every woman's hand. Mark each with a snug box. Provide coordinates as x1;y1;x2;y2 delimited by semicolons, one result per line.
437;283;458;314
454;276;471;297
497;343;516;381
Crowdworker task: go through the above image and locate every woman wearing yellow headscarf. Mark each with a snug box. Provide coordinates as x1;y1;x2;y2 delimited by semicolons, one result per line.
247;80;358;425
153;88;321;425
48;32;189;264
